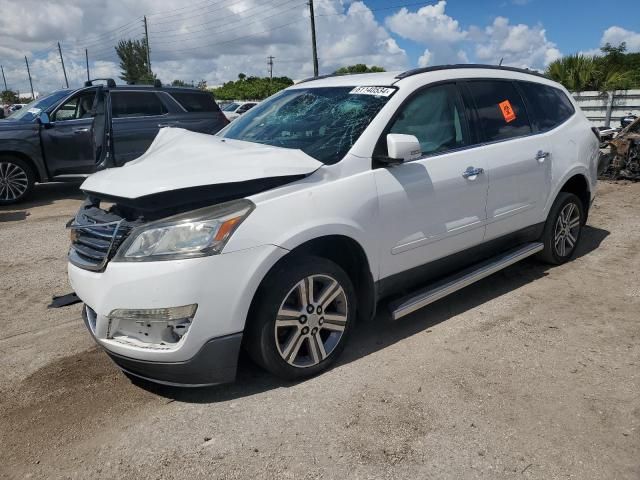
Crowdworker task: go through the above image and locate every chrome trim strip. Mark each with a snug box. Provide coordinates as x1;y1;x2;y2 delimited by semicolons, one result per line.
389;242;544;320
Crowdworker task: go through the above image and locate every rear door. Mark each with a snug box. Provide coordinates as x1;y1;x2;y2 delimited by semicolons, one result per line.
462;79;549;240
110;90;168;165
164;90;228;134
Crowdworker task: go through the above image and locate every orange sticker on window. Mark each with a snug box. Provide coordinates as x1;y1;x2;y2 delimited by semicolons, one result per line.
498;100;516;123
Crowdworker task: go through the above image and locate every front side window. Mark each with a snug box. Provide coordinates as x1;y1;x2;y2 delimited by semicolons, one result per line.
219;87;394;164
388;84;468;155
111;92;167;118
52;92;96;121
6;90;71;122
466;80;532;142
518;82;575;132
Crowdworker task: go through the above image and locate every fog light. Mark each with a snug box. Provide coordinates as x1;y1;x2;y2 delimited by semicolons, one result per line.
107;304;197;347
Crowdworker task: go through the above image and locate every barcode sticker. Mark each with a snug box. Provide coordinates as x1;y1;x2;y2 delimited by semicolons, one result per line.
349;86;395;97
498;100;516;123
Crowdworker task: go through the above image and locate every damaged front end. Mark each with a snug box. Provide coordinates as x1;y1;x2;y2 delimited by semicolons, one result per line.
600;117;640;181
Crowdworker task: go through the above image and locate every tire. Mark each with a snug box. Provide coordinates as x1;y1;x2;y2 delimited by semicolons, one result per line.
538;192;585;265
0;156;35;205
245;255;356;381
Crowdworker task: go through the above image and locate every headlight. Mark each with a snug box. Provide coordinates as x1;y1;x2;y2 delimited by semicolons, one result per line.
114;199;254;261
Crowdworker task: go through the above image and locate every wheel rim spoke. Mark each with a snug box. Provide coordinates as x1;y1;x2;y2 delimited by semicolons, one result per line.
274;273;348;368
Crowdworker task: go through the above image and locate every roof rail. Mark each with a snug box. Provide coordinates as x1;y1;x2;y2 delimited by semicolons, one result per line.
395;64;548;80
296;72;351;84
84;78;116;88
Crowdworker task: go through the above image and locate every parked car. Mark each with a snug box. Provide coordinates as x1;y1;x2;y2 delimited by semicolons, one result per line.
222;101;258;121
67;65;598;387
0;79;228;204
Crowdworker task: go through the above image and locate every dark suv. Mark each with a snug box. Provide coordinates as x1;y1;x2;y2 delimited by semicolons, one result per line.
0;79;228;204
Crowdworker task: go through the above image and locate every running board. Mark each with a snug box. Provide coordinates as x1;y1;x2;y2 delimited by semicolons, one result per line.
389;242;544;320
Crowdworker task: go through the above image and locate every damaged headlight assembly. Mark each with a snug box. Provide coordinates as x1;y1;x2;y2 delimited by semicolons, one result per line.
113;199;254;262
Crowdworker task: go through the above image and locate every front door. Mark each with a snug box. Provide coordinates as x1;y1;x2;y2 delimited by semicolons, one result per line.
374;83;489;281
39;89;97;176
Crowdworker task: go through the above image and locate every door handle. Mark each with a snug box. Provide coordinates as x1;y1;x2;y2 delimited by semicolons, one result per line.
462;166;484;179
536;150;550;162
73;128;89;133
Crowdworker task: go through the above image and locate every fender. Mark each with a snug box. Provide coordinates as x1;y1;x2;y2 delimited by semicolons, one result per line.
543;165;592;217
0;125;49;181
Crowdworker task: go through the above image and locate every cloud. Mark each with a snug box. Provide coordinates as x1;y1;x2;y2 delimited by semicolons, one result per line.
600;26;640;52
471;16;560;69
0;0;408;95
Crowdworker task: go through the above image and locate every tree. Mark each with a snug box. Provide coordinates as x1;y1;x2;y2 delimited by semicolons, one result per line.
211;75;294;101
333;64;386;74
545;43;640;92
1;90;19;104
115;39;155;84
196;79;207;90
171;79;188;87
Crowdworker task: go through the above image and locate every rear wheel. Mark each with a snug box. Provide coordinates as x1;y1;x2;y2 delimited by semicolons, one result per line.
0;156;35;205
538;192;584;265
245;256;356;380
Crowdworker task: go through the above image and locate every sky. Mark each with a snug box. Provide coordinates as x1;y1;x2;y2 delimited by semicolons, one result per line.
0;0;639;96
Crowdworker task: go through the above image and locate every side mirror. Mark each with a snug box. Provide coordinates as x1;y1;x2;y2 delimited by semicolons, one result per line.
387;134;422;163
38;112;51;127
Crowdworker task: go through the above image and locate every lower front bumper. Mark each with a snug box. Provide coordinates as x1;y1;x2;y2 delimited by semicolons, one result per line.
83;306;243;387
106;333;243;387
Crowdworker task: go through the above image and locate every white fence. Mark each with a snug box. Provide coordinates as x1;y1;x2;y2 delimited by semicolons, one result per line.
572;89;640;128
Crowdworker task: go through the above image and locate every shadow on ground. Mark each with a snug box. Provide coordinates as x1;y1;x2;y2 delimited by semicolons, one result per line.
132;225;610;403
0;182;84;223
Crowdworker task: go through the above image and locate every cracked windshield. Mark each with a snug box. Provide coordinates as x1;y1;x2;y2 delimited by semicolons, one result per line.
219;86;395;164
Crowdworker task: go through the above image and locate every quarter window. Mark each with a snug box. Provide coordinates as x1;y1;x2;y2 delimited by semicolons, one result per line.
518;82;575;132
111;92;167;118
388;84;468;155
466;80;532;142
170;92;220;112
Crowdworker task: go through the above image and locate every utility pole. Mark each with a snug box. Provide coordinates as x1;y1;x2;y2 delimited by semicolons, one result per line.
267;56;275;96
308;0;319;77
143;16;152;74
24;56;35;100
1;65;7;91
57;42;69;88
85;48;90;81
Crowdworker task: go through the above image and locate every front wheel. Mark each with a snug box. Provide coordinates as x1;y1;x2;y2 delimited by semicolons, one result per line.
538;192;584;265
0;156;35;205
245;256;356;381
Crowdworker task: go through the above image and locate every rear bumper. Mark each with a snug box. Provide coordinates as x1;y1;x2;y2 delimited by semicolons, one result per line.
83;306;242;387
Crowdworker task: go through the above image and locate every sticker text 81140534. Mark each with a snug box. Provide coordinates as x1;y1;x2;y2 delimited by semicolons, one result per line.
349;86;396;97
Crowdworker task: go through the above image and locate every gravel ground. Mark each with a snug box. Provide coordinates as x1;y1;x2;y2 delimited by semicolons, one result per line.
0;180;638;480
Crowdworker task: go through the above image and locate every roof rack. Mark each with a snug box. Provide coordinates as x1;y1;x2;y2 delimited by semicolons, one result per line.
84;78;116;88
395;64;548;80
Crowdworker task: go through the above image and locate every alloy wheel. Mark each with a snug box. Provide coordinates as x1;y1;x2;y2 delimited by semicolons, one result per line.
0;161;29;201
553;202;581;257
274;274;348;368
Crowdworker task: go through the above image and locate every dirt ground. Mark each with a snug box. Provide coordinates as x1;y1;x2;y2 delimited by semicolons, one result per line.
0;180;638;480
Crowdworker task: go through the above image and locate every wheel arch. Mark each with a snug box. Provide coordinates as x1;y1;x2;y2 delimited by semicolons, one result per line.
249;235;377;327
0;150;44;182
558;173;591;223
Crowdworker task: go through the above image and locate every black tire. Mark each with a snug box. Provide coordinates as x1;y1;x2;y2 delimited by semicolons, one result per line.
538;192;585;265
245;255;356;381
0;156;35;205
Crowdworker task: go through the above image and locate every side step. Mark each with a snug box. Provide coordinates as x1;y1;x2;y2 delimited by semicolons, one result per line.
389;242;544;320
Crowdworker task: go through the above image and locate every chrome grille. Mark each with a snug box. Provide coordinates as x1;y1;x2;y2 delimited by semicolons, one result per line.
68;205;131;271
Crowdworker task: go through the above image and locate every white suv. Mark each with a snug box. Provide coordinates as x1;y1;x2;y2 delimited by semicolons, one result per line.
67;65;599;387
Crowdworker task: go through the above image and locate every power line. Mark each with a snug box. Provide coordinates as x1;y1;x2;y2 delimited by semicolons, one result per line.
151;0;304;46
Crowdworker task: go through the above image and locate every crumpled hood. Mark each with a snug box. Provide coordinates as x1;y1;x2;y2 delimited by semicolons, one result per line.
81;127;323;199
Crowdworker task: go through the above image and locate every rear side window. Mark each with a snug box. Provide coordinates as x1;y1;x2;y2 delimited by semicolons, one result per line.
170;92;220;112
466;80;532;142
111;92;167;118
518;82;575;132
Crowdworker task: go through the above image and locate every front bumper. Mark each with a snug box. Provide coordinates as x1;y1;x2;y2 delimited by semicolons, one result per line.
84;304;242;387
69;244;288;384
